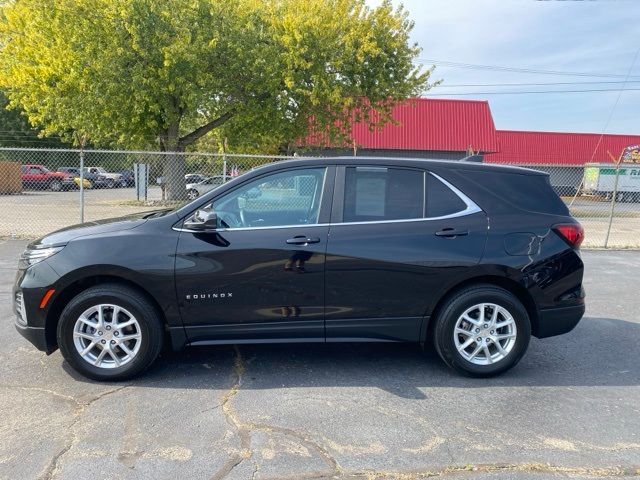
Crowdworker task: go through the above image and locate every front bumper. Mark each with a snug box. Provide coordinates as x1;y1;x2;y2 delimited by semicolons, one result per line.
13;284;53;352
536;303;585;338
13;260;61;353
61;178;76;189
14;322;49;352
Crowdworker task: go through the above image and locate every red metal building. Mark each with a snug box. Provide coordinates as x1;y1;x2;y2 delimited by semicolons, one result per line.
301;98;640;167
487;129;640;165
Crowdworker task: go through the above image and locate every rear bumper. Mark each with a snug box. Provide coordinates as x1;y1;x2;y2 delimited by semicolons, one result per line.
535;303;585;338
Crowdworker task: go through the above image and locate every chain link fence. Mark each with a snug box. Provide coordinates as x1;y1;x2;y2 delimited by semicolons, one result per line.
0;147;639;248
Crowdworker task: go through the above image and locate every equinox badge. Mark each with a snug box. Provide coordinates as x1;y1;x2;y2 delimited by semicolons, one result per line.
185;292;233;300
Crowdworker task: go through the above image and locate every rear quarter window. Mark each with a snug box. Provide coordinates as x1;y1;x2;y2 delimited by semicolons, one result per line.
426;174;467;217
465;171;569;215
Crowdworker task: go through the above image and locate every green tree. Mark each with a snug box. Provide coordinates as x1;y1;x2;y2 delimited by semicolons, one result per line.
0;0;433;199
0;90;69;147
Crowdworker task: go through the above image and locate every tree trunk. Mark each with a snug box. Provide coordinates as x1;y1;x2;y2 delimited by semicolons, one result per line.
162;122;187;201
158;109;237;201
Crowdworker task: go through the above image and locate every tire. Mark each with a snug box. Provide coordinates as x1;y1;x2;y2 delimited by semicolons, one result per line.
57;284;163;381
120;179;128;188
187;189;199;200
432;284;531;377
49;180;62;192
106;179;115;189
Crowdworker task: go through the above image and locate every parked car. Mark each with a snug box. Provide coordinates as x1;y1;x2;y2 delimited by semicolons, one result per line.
13;157;585;381
186;175;226;200
116;170;136;187
84;167;124;188
21;164;75;191
57;167;109;189
185;173;207;184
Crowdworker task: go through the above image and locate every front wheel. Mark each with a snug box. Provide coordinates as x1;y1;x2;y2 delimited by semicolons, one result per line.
49;180;62;192
432;285;531;377
57;284;163;381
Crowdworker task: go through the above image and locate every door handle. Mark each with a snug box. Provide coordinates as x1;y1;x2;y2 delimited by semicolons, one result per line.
435;228;469;238
286;236;321;245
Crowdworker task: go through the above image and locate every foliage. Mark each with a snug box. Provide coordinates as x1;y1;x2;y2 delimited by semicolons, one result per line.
0;0;433;198
0;90;68;147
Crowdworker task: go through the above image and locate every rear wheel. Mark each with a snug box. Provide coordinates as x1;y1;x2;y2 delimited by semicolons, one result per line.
433;285;531;377
106;179;115;189
187;189;199;200
57;284;163;381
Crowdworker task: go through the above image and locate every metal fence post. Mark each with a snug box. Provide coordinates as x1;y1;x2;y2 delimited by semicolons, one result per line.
223;157;228;183
79;146;85;223
604;163;621;248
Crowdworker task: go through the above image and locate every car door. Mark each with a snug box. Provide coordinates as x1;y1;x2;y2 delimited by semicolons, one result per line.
324;165;488;342
25;166;45;188
175;166;334;344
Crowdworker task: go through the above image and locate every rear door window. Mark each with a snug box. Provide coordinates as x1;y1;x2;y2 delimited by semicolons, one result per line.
343;167;424;222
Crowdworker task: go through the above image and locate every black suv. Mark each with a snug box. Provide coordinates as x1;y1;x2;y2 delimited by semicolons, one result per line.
13;157;585;380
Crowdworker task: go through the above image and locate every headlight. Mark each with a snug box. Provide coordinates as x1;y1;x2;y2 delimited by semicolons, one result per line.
19;246;65;268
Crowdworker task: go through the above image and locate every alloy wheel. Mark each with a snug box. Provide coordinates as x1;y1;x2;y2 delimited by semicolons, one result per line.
72;304;142;368
187;189;199;200
453;303;517;366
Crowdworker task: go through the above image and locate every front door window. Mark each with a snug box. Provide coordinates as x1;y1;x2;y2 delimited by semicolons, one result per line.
199;168;326;229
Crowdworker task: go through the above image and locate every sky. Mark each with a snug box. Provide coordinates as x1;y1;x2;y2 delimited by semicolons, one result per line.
366;0;640;135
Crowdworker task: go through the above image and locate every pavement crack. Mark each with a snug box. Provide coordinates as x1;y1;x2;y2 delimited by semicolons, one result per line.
249;423;342;478
210;346;252;480
36;384;130;480
0;385;82;407
209;347;341;480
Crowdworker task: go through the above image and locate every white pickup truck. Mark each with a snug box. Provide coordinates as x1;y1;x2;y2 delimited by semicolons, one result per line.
85;167;125;188
583;163;640;202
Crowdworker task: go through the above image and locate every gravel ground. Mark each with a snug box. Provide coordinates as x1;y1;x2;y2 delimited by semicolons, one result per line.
0;240;639;479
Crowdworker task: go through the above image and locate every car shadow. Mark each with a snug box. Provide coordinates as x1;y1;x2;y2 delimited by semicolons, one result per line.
64;316;640;398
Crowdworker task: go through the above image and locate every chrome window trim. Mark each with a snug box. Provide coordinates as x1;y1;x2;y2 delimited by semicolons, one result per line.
309;167;327;223
428;172;482;218
174;170;482;233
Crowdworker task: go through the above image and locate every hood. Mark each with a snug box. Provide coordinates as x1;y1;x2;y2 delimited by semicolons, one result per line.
29;210;166;248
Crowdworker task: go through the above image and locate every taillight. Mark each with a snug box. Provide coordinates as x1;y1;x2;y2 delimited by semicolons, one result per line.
553;223;584;248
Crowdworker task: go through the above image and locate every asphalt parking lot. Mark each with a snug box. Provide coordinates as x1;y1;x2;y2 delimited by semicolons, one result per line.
0;239;639;480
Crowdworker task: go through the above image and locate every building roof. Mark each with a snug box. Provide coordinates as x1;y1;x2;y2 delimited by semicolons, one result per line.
304;98;500;153
302;97;640;165
486;130;640;165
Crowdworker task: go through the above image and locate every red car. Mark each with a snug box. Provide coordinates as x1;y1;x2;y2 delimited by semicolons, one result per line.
21;164;75;191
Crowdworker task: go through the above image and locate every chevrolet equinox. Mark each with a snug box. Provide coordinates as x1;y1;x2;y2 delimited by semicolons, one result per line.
13;157;585;380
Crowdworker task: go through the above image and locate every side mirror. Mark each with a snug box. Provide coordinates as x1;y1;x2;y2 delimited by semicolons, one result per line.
184;210;218;231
